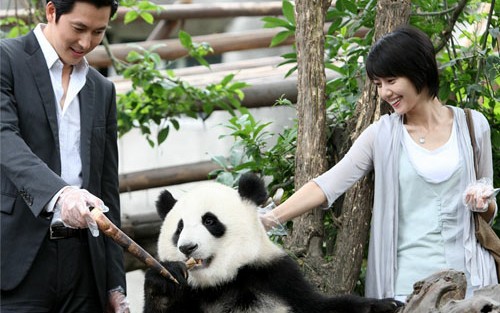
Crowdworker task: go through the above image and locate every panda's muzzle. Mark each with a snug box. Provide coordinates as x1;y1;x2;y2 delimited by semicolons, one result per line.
179;243;212;269
179;243;198;256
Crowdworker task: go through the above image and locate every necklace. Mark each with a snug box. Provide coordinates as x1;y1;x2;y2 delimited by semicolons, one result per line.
403;115;428;145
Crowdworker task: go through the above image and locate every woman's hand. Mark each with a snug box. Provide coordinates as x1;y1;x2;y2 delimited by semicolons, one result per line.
463;178;496;212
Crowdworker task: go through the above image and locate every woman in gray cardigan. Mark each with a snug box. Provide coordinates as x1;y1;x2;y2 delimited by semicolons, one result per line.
260;25;498;301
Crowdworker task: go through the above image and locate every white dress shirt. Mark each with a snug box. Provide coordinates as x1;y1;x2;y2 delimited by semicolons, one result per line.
34;24;89;214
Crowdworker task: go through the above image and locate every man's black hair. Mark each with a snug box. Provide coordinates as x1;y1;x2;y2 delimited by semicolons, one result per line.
48;0;118;23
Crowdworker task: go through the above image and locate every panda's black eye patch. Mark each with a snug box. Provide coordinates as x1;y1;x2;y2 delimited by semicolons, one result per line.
172;219;183;246
202;212;226;238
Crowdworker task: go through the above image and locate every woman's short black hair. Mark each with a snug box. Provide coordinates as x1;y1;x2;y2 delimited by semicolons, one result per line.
49;0;118;23
366;25;439;99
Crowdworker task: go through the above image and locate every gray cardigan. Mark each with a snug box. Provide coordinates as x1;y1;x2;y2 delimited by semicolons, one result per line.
314;106;497;298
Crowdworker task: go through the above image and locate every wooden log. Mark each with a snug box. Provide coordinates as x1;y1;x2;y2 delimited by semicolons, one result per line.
112;56;339;110
400;270;500;312
401;270;466;312
0;2;283;21
87;28;295;68
89;24;368;69
439;285;500;313
115;2;283;22
119;160;218;193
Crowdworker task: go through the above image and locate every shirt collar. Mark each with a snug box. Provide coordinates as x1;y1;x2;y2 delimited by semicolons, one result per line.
33;24;89;72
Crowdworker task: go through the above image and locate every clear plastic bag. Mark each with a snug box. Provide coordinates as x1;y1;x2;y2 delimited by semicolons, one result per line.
258;201;288;236
463;177;498;212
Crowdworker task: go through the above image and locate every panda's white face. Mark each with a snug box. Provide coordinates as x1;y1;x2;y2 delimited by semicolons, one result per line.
157;182;283;288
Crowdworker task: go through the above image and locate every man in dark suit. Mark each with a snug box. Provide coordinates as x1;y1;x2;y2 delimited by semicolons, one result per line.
0;0;129;311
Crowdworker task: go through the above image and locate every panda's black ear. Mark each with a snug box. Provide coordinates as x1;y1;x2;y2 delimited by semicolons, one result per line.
155;190;177;220
238;173;268;206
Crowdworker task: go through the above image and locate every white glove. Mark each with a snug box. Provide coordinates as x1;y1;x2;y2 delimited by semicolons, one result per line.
106;289;130;313
56;187;109;237
463;178;496;212
258;202;287;236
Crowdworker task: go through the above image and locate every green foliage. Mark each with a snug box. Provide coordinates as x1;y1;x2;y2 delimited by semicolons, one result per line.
178;30;214;67
262;0;297;77
117;40;248;146
209;105;296;196
0;0;250;147
0;17;30;38
0;0;44;38
118;0;163;24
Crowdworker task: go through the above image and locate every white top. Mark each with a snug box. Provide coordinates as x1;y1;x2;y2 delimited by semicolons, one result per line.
402;121;459;183
34;24;88;214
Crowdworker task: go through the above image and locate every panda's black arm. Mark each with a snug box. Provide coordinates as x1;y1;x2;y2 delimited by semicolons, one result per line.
235;256;330;312
241;256;402;313
143;261;203;313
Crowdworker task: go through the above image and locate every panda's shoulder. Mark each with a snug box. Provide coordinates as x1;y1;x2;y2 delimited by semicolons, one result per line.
237;255;305;283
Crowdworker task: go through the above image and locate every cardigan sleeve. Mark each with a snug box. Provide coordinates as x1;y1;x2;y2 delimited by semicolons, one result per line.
313;122;377;207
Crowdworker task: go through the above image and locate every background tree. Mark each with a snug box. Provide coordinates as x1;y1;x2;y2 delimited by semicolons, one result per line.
282;0;331;286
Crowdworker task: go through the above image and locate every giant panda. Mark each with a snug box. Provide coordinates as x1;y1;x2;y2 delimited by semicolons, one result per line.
143;173;402;313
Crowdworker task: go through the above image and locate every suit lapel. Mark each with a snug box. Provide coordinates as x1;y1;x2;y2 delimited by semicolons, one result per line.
79;78;95;189
25;32;60;157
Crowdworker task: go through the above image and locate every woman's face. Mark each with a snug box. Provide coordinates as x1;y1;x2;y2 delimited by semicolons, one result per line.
372;76;429;114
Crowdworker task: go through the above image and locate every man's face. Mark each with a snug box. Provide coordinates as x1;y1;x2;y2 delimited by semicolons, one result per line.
44;1;111;66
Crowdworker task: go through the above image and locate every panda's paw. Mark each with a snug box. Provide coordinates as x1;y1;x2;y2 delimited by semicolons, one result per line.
369;298;404;312
144;261;189;295
163;261;190;284
143;261;193;312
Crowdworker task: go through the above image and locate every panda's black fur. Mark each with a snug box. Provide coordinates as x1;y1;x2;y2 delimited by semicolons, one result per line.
144;173;402;313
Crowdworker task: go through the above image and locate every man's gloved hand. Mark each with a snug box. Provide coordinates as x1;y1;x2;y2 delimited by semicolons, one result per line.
56;187;109;236
106;289;130;313
463;178;496;212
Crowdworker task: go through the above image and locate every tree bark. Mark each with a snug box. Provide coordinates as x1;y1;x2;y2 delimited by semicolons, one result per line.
283;0;331;289
328;0;411;295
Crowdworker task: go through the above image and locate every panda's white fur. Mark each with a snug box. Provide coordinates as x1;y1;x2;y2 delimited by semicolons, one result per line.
156;181;284;289
144;174;402;313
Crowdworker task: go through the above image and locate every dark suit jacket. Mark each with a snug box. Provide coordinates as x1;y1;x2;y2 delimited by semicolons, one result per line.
0;31;126;308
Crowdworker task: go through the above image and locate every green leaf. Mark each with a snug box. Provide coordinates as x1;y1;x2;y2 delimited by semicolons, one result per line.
157;126;170;144
216;172;235;187
137;0;160;11
221;74;235;86
284;65;298;78
270;30;293;47
211;154;229;168
171;119;180;130
262;16;293;29
140;12;154;24
194;55;210;67
325;63;346;75
124;10;139;24
178;31;193;48
126;50;143;62
342;0;358;14
228;82;250;90
282;0;295;25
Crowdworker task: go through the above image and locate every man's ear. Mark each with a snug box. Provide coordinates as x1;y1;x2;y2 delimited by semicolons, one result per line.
45;1;56;23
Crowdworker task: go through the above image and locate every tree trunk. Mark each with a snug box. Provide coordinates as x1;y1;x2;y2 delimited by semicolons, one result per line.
328;0;411;295
283;0;331;286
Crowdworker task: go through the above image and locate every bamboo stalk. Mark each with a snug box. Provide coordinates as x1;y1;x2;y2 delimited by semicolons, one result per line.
90;208;179;284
